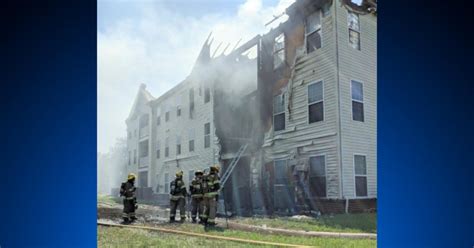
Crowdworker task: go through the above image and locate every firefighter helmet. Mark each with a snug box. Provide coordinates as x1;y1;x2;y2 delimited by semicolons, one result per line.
127;173;136;181
176;170;183;177
210;164;220;173
195;170;203;176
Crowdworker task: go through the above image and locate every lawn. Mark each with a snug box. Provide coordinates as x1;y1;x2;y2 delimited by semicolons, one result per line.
232;213;377;233
98;223;376;247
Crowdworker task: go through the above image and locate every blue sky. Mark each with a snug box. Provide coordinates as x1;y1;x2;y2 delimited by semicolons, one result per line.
97;0;295;152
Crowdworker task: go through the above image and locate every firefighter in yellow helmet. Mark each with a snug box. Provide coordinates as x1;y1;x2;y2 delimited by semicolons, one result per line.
169;170;187;223
120;173;137;224
189;170;205;223
201;165;220;226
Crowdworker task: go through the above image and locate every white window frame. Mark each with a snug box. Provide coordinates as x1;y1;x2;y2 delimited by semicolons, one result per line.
273;33;285;69
305;10;323;54
273;93;286;132
347;11;361;50
353;153;368;198
165;137;170;157
176;134;181;155
350;79;364;122
308;154;327;198
307;80;325;124
188;128;195;152
204;122;211;148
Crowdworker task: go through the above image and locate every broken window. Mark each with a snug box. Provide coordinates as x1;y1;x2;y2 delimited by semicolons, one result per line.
133;149;137;164
204;87;210;103
189;88;195;119
156;140;160;159
165;137;169;157
308;81;324;123
176;135;181;155
204;123;210;148
188;128;195;152
348;12;360;50
274;160;289;185
273;93;285;131
164;173;169;193
354;155;368;197
309;155;326;197
306;11;322;53
273;33;285;69
351;80;364;122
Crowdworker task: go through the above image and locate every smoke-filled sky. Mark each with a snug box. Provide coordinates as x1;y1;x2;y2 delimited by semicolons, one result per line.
98;0;295;153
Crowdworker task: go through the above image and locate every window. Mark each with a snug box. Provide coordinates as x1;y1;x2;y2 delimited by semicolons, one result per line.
306;11;322;53
351;80;364;122
165;137;169;157
139;114;149;128
204;123;210;148
134;129;137;137
176;135;181;155
274;160;288;185
354;155;367;197
138;171;148;188
128;131;131;140
189;88;195;119
128;151;131;165
156;140;160;159
308;81;324;123
139;140;149;158
188;128;195;152
165;104;170;122
348;12;360;50
164;173;169;193
309;155;326;197
273;93;285;131
204;87;210;103
273;33;285;68
176;95;182;117
133;149;137;164
156;107;161;126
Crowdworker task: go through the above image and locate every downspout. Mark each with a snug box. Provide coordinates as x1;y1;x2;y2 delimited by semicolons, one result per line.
334;0;346;212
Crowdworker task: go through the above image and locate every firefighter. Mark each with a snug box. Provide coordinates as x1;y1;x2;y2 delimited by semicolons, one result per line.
189;170;205;223
120;173;138;224
169;170;187;223
202;165;220;226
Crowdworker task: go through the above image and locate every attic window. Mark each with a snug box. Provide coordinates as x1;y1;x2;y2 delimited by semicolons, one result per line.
348;12;360;50
273;33;285;69
306;11;322;53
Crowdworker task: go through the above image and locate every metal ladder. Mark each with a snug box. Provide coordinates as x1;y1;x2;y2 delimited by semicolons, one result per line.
220;144;248;188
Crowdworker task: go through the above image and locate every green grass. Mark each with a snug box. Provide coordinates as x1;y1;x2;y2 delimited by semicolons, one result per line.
232;213;377;233
98;223;376;248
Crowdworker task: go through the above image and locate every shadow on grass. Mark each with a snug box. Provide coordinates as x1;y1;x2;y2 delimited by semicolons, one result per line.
204;226;225;232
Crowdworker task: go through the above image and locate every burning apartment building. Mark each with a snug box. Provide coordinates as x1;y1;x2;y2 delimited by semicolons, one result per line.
124;0;377;215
